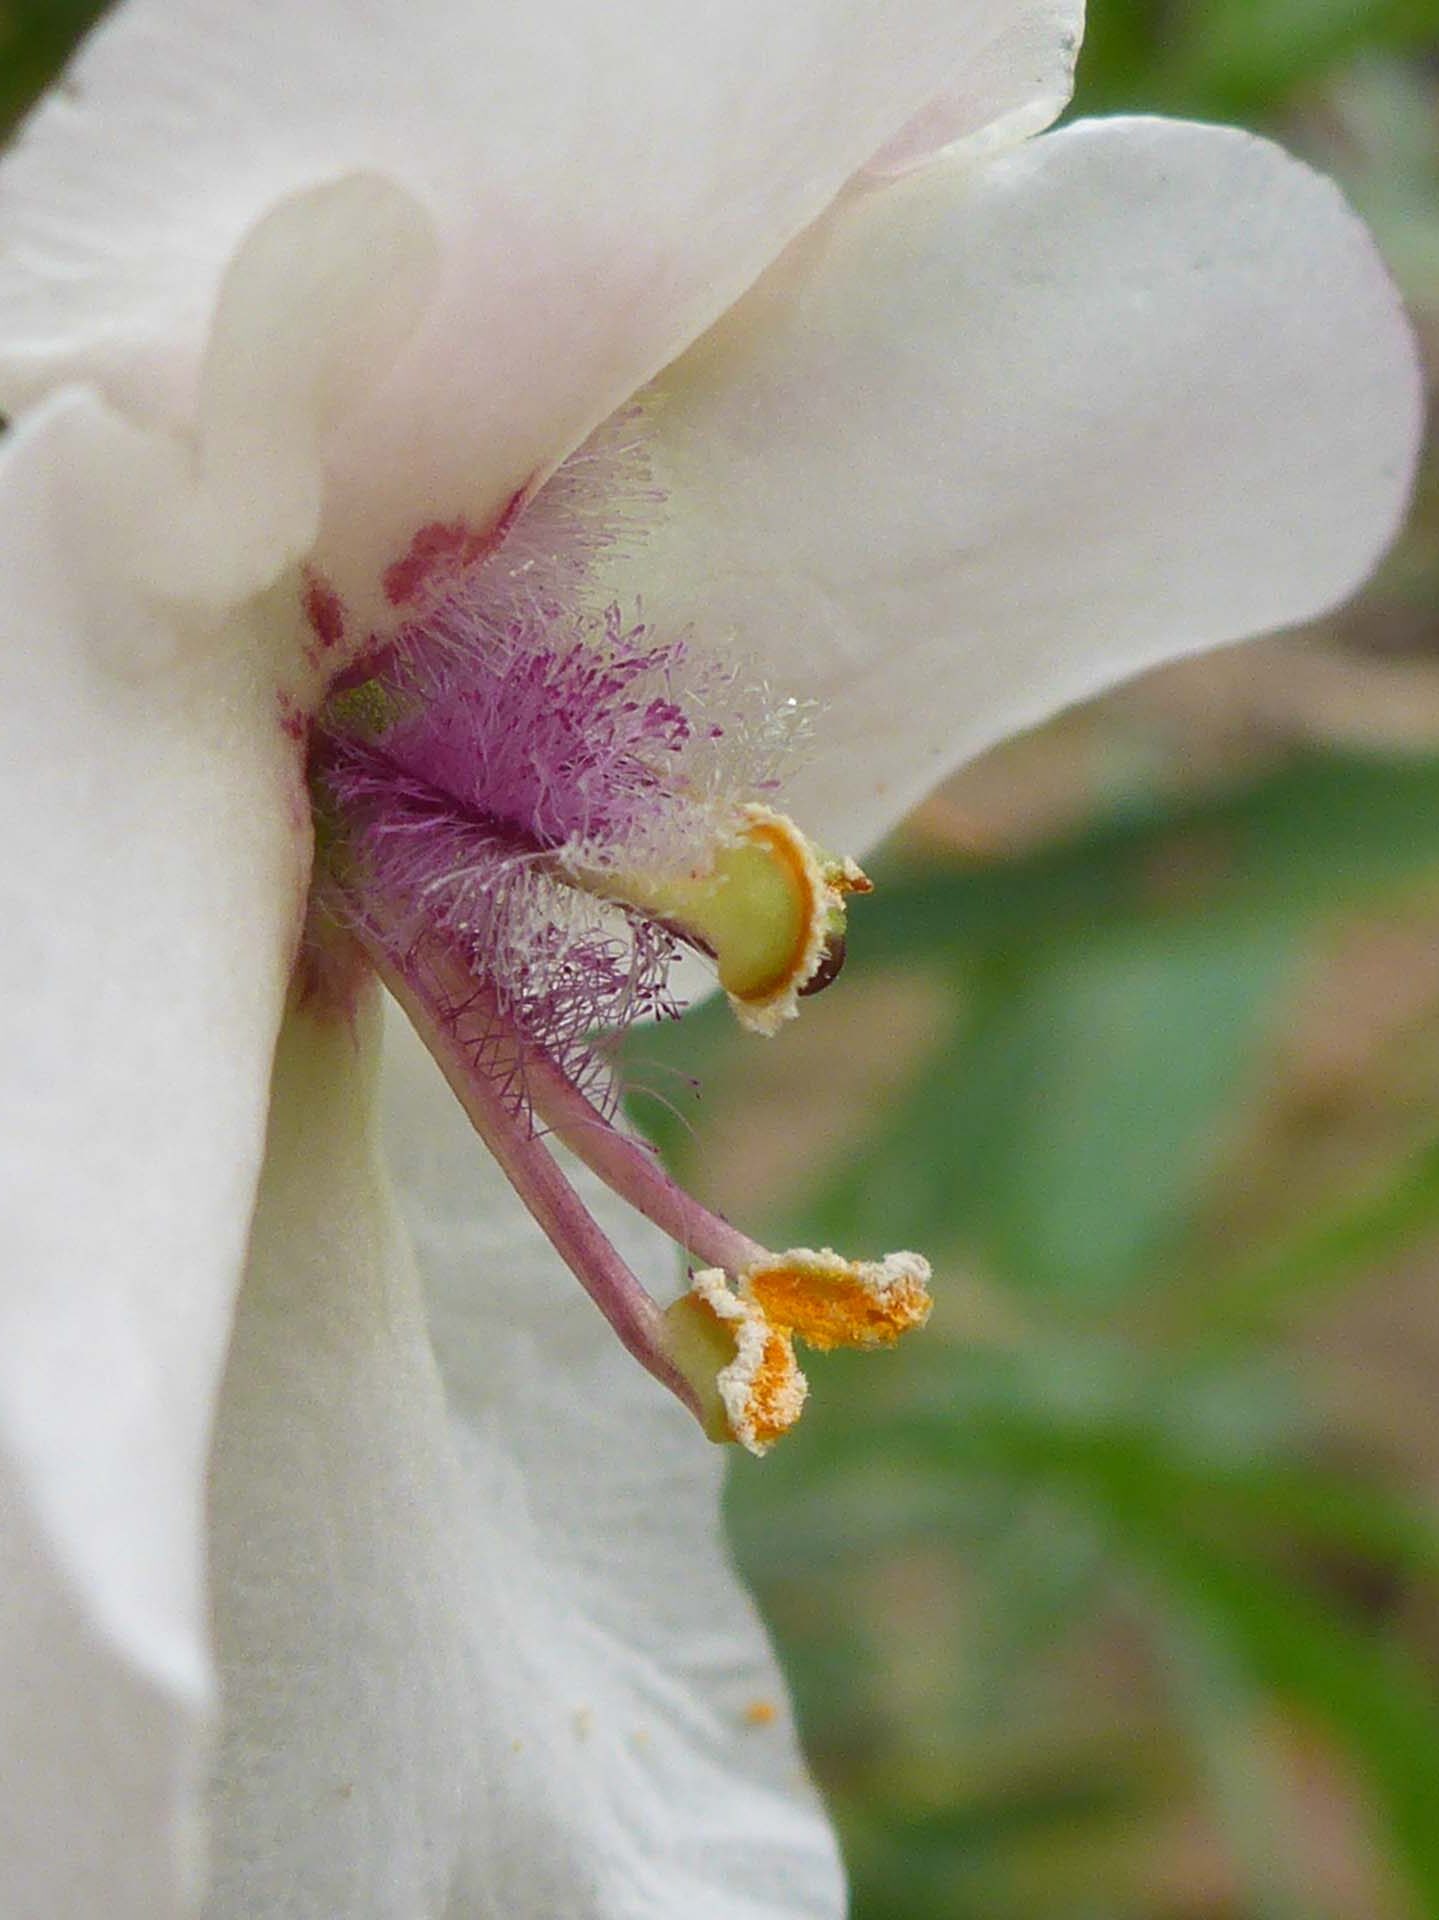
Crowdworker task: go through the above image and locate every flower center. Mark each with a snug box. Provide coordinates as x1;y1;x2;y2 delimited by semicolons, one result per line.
301;417;930;1449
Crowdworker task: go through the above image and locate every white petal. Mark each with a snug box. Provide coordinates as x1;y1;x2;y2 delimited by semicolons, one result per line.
206;996;477;1920
208;995;842;1917
865;0;1084;177
191;173;438;613
70;174;438;622
0;395;306;1910
620;117;1422;851
0;0;1089;616
382;1012;846;1919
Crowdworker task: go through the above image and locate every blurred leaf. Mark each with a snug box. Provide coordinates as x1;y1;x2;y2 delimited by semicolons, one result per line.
848;1760;1161;1920
1170;0;1437;117
862;752;1439;966
818;755;1439;1299
1161;1615;1324;1920
1143;1543;1439;1919
1072;0;1436;119
0;0;112;138
870;1346;1439;1584
810;1339;1439;1915
742;1328;1439;1920
812;917;1298;1303
1184;1132;1439;1346
948;1498;1108;1731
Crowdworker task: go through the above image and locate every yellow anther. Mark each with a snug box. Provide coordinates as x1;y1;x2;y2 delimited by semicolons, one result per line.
588;804;871;1036
662;1246;932;1455
745;1248;932;1351
664;1272;808;1453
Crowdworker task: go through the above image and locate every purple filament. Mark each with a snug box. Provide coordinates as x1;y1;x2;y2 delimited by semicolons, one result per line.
316;593;722;1123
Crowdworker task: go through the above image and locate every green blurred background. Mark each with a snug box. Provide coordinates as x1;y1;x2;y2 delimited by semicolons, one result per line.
6;2;1439;1915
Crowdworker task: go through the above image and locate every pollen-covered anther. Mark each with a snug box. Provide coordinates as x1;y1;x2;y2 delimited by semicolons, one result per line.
661;1246;931;1455
666;1268;810;1456
742;1246;933;1350
725;808;871;1036
595;803;872;1039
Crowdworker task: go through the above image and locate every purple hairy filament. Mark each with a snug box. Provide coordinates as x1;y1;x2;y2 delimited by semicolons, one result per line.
314;725;689;1124
348;911;765;1421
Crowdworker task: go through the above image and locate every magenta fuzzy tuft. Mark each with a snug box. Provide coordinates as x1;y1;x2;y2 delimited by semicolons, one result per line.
370;599;703;855
317;607;703;1119
315;412;807;1121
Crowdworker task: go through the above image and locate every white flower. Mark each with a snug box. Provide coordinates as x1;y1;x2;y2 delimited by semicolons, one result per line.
0;2;1419;1917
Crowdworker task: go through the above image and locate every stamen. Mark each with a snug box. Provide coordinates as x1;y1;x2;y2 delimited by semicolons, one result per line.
743;1248;933;1351
341;901;931;1451
670;1270;809;1452
307;420;932;1451
518;1027;766;1271
512;1040;932;1450
662;1251;933;1455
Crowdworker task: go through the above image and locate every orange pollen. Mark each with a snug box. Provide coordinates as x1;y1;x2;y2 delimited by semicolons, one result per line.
746;1250;933;1352
747;1327;806;1450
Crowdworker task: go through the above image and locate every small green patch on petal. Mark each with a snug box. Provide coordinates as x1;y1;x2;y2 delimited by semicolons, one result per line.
324;676;404;738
